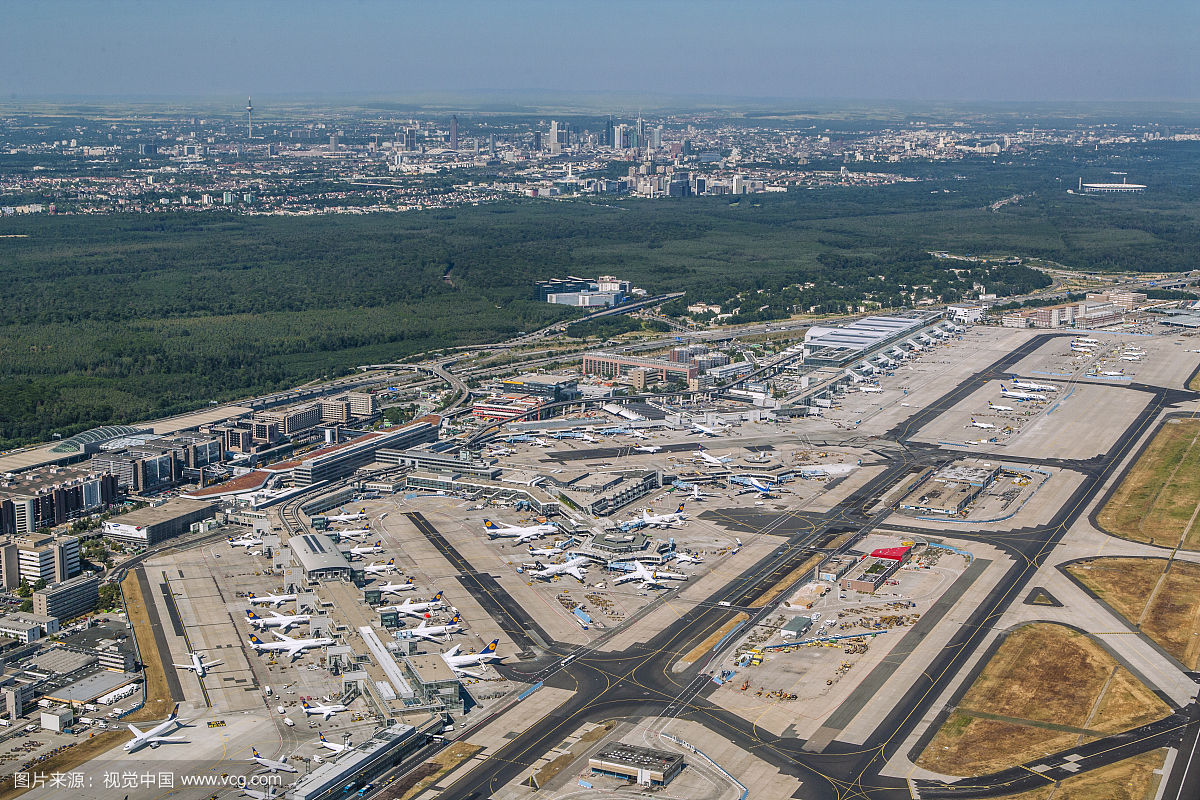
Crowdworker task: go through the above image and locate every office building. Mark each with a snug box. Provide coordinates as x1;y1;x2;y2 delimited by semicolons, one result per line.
471;394;546;422
498;375;580;403
0;612;59;643
449;114;459;150
8;534;81;586
589;744;683;787
286;418;439;487
0;467;120;536
33;574;100;621
255;404;322;436
101;498;216;546
582;353;698;384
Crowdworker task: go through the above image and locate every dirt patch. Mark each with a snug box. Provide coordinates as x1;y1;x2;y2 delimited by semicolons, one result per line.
1068;557;1200;669
1098;419;1200;550
0;730;127;800
916;623;1170;777
678;613;749;669
532;721;614;788
992;747;1168;800
381;741;482;800
120;569;173;722
747;554;824;608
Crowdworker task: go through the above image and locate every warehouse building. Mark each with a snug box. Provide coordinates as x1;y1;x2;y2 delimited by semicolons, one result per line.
589;744;684;787
898;464;999;517
102;498;216;545
289;533;352;581
840;546;912;594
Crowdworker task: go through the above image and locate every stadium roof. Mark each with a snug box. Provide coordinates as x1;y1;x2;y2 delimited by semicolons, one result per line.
49;425;147;454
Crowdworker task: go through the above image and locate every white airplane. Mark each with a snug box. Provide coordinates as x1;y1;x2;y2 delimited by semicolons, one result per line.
527;541;570;558
988;403;1014;411
1001;387;1043;402
377;578;417;594
1093;370;1126;377
174;652;222;677
633;444;662;454
317;731;349;754
1074;337;1100;345
691;423;726;437
1120;355;1141;362
301;699;348;721
859;386;883;394
1124;348;1146;356
639;503;688;528
123;704;186;753
397;614;464;642
345;540;384;557
672;553;703;565
363;558;397;575
531;437;552;447
248;631;335;661
734;476;776;496
251;747;297;774
483;519;558;542
969;419;997;430
625;428;648;440
693;449;733;466
335;527;371;541
246;592;297;608
246;609;310;632
442;639;501;677
228;534;264;549
380;591;445;618
1010;375;1058;392
580;433;598;443
612;562;687;588
324;509;367;523
530;556;590;582
688;486;713;502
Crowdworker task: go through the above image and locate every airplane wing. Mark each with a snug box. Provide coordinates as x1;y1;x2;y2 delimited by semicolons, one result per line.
271;631;294;642
148;735;187;745
443;644;462;657
448;665;485;679
128;724;144;738
286;645;305;660
564;566;586;581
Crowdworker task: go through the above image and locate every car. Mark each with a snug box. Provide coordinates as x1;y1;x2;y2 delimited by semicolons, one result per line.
810;612;822;622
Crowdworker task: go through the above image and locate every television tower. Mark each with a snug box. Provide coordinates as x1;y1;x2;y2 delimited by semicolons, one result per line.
246;96;253;139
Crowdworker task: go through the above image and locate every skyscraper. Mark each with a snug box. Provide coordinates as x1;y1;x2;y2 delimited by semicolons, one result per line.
548;120;560;154
246;96;253;139
604;116;614;148
449;115;459;150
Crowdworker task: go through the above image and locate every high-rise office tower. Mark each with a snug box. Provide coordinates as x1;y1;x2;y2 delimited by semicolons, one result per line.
449;115;459;150
604;116;614;147
652;125;663;149
548;120;560;153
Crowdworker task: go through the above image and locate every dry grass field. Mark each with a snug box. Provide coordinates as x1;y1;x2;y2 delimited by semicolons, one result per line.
916;624;1170;776
993;748;1167;800
1067;557;1200;669
1098;419;1200;550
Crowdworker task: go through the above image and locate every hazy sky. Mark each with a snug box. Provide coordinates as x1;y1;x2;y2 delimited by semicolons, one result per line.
3;0;1196;102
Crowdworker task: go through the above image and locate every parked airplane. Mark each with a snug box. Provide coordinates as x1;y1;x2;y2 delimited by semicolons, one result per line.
123;704;186;753
301;699;348;721
693;449;733;466
1001;387;1043;402
729;475;776;496
1074;337;1100;345
317;732;349;754
672;553;704;565
250;747;297;774
612;562;688;589
530;556;590;582
969;419;997;430
246;609;310;632
797;464;859;479
377;578;417;594
345;540;384;557
859;386;883;394
334;527;371;541
246;592;297;608
483;519;558;542
988;403;1014;412
380;591;445;618
1093;370;1126;377
396;614;463;642
624;428;648;440
638;503;688;528
248;631;335;661
1010;375;1058;392
363;558;397;576
1120;355;1142;362
690;423;726;437
324;509;367;523
633;444;662;454
442;639;501;677
531;437;552;448
579;433;598;444
174;652;222;677
527;540;572;558
228;534;263;549
688;486;713;502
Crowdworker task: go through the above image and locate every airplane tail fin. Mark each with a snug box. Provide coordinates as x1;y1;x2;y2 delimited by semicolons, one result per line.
248;634;263;645
482;639;499;655
246;610;259;619
676;502;685;514
168;703;179;720
319;731;328;742
483;519;497;529
433;590;444;602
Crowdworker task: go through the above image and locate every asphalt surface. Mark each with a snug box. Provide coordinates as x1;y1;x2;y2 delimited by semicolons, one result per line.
431;331;1200;800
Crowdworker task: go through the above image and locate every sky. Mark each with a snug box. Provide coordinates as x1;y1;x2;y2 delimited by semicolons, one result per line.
2;0;1197;103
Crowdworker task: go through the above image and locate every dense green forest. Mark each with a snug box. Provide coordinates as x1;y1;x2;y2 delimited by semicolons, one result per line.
2;144;1199;448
